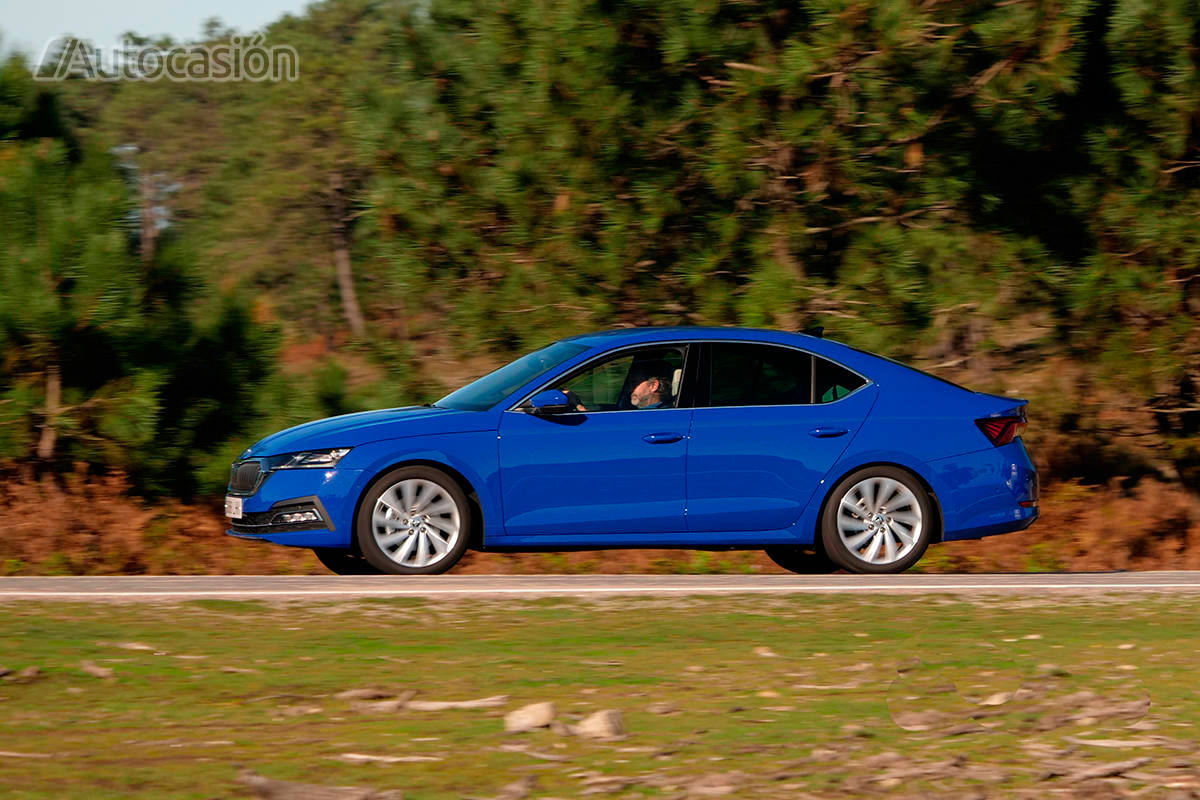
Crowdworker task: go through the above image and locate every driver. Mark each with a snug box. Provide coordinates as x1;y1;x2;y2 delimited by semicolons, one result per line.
629;361;673;409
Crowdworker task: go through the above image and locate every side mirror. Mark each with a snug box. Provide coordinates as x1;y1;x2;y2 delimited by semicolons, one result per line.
525;389;571;416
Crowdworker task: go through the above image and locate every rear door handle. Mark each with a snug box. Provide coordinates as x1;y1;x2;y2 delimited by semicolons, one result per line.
642;432;684;444
809;427;848;438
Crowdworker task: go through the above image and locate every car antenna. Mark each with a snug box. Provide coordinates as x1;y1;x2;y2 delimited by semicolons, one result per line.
801;326;824;338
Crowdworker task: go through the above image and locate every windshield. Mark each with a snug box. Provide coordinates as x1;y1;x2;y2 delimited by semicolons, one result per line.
436;341;591;411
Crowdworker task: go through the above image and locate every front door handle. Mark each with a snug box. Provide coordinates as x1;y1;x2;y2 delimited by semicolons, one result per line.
809;427;848;438
642;432;684;444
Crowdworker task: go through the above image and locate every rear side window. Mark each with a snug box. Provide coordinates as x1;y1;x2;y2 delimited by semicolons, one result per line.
709;343;812;407
813;355;866;403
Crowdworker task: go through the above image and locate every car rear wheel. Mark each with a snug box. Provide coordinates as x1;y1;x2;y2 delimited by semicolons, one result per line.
356;466;472;575
311;548;382;575
820;466;933;574
764;546;840;574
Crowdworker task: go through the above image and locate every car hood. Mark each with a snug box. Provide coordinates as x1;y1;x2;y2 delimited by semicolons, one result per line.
243;406;494;457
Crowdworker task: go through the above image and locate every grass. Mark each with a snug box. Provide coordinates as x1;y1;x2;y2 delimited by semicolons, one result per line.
1;593;1198;798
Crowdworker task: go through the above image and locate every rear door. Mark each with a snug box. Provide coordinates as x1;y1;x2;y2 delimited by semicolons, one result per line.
685;342;875;532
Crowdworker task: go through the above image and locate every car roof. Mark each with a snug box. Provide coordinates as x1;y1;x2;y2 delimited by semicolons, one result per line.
563;326;821;347
557;326;914;388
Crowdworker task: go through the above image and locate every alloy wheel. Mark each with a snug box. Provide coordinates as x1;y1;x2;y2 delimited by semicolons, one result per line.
835;476;923;566
371;478;462;569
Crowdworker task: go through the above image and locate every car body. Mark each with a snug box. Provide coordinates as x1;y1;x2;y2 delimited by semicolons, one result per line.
225;327;1038;573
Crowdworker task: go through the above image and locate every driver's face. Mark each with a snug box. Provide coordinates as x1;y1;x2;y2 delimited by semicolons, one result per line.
630;377;661;408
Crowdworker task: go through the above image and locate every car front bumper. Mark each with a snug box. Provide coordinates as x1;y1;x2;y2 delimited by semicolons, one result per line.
225;466;362;548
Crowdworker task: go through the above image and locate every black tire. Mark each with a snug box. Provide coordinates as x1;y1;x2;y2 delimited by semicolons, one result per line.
311;548;382;575
355;465;472;575
764;546;840;574
820;466;935;574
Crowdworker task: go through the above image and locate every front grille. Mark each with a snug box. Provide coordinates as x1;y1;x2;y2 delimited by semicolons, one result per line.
228;460;263;494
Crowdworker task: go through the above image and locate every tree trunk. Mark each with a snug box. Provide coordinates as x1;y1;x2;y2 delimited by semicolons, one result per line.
140;173;157;265
36;361;61;461
329;173;367;338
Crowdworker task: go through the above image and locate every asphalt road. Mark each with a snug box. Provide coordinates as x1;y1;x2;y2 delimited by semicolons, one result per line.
2;572;1200;600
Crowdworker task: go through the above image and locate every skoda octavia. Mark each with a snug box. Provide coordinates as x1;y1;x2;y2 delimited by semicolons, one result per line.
225;327;1038;575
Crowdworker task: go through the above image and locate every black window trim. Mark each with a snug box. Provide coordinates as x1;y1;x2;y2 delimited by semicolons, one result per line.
698;340;872;410
507;341;697;414
506;338;871;413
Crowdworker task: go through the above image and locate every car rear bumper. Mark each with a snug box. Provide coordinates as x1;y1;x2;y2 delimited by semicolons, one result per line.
930;439;1039;542
939;504;1039;542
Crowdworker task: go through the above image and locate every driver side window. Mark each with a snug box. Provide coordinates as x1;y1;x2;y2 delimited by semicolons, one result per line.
556;346;687;412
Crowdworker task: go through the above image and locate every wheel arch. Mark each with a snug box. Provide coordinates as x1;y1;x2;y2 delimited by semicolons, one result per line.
349;459;486;555
812;460;945;547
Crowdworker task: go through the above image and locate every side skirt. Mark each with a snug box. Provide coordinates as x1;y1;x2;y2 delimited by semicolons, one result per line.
477;530;809;551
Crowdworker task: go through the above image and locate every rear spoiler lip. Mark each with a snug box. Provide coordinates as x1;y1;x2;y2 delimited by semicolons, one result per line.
971;393;1028;421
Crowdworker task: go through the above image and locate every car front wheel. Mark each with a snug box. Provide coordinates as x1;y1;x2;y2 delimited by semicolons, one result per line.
356;466;472;575
820;466;934;574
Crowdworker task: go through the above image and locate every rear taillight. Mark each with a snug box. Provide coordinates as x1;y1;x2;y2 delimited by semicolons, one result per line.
975;415;1026;446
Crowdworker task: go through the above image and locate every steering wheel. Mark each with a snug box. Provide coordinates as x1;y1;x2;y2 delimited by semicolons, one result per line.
563;389;587;412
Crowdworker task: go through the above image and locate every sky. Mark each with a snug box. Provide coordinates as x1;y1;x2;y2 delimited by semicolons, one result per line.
1;0;312;57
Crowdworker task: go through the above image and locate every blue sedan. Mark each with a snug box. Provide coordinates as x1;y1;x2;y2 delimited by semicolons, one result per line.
225;327;1038;575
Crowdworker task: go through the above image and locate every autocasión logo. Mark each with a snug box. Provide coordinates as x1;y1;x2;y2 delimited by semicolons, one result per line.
34;34;299;82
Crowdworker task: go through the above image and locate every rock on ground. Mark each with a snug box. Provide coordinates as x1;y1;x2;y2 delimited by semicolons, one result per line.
504;702;556;733
467;776;536;800
685;772;746;797
352;690;418;713
1065;756;1155;783
571;709;625;740
237;768;402;800
79;661;114;679
406;694;509;710
334;687;398;701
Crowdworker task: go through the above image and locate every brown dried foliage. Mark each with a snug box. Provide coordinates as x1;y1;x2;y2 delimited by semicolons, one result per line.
926;478;1200;573
0;472;320;575
0;472;1196;576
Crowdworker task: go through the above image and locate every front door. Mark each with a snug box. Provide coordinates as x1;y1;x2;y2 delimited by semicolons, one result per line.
498;345;692;537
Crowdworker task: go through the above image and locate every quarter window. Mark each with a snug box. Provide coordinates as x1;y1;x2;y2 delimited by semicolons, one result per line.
813;356;865;403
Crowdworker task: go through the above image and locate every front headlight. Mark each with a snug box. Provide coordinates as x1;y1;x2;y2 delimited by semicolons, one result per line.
268;448;352;470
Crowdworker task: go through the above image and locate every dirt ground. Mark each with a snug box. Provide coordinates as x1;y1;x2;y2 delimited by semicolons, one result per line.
3;593;1200;799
